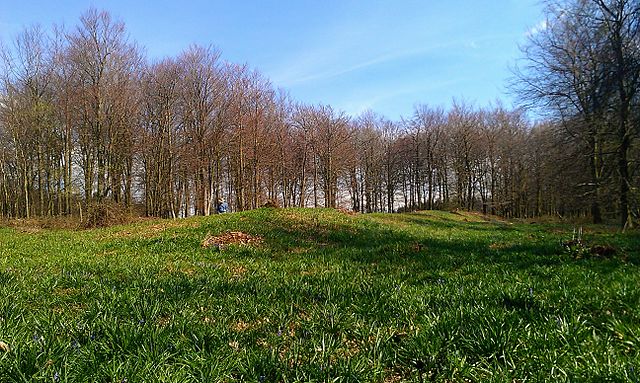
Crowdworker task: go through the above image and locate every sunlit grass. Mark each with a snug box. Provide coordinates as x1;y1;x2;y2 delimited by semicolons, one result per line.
0;208;638;382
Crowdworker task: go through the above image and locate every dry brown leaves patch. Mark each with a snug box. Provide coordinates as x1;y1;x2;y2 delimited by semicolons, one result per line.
2;217;80;231
233;320;251;332
53;303;87;314
336;207;358;216
228;341;241;352
231;317;271;333
157;316;171;327
202;316;215;324
256;338;270;348
289;246;311;254
228;265;248;278
108;220;199;240
383;371;404;383
164;262;197;276
339;338;361;358
489;242;508;250
202;231;263;249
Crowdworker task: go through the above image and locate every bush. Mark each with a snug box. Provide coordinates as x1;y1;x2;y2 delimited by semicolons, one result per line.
262;199;280;208
83;201;138;228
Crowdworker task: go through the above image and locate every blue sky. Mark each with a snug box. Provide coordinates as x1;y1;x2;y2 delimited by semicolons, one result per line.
0;1;544;119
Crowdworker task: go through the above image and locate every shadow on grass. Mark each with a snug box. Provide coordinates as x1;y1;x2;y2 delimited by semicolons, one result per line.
122;208;638;280
255;210;637;276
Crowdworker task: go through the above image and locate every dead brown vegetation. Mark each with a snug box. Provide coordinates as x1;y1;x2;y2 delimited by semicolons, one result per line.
201;231;264;250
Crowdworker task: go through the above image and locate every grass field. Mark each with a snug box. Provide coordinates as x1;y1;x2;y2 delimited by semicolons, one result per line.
0;208;639;382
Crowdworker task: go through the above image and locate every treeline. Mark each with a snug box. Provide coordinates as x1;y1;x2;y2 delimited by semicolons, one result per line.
0;6;638;225
516;0;640;227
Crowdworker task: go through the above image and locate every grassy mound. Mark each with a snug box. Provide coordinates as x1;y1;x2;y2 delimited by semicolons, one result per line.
0;208;638;382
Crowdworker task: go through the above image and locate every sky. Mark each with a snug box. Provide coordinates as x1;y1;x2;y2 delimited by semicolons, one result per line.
0;1;545;120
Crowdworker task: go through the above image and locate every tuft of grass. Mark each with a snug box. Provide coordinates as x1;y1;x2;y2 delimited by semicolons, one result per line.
0;208;638;382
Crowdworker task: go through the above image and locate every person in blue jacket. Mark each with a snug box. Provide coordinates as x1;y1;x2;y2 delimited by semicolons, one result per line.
216;197;228;214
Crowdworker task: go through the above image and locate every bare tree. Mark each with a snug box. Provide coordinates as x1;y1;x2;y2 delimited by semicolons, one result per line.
515;0;640;226
0;25;59;218
65;8;141;206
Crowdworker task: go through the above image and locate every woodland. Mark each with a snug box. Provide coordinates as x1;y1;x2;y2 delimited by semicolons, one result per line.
0;0;638;227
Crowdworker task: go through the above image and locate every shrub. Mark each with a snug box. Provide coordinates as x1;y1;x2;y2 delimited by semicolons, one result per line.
83;201;138;228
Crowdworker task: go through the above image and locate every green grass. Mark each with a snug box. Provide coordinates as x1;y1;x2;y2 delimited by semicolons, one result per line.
0;208;639;382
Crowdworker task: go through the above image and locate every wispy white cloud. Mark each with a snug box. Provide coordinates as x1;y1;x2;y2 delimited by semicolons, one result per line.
465;41;479;49
339;77;467;117
271;46;426;88
267;1;517;91
264;0;540;118
266;8;443;88
269;36;494;89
